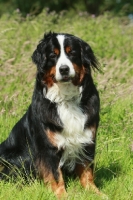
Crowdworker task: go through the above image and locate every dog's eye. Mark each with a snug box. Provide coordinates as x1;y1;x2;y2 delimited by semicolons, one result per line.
69;50;76;56
49;53;57;59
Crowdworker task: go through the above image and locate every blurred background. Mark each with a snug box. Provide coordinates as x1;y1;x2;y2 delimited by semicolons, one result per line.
0;0;133;17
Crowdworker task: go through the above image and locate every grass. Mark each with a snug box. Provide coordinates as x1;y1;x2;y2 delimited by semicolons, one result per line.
0;10;133;199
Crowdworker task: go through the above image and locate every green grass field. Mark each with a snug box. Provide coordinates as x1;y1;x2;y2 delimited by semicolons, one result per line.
0;11;133;199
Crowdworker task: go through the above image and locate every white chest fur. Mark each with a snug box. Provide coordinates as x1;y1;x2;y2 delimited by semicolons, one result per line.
55;101;93;171
45;83;93;171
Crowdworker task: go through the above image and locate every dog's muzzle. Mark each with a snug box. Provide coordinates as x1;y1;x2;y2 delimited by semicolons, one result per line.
59;65;70;81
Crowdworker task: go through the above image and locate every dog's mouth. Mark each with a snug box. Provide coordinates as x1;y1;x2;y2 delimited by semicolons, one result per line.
51;73;81;85
52;74;81;86
52;74;73;83
61;75;71;82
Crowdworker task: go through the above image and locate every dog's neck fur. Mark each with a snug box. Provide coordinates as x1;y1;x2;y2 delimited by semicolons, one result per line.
45;83;82;103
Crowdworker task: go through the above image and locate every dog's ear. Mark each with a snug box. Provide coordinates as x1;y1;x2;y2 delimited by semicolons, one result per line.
32;40;46;72
32;32;53;72
80;40;99;71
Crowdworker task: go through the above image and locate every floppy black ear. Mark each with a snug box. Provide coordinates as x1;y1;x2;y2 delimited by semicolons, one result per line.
80;40;99;71
32;40;46;72
32;32;54;72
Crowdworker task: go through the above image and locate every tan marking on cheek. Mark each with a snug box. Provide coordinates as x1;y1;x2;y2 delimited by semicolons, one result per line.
72;64;86;85
73;63;80;73
36;160;66;199
49;66;56;76
75;163;101;195
43;66;56;88
65;46;71;54
54;48;60;55
80;65;86;82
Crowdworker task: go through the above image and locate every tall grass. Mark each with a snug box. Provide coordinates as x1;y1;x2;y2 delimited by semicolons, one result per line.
0;11;133;199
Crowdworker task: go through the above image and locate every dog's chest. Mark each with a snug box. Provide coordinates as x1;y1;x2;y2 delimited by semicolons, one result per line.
58;101;86;136
45;83;93;170
55;101;93;170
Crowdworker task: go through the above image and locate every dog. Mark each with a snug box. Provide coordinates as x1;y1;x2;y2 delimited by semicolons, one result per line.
0;32;100;198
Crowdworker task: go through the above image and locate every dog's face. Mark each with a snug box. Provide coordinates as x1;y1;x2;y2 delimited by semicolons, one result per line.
32;32;99;87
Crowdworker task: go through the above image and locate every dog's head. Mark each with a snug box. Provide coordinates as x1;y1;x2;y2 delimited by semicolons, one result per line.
32;32;99;88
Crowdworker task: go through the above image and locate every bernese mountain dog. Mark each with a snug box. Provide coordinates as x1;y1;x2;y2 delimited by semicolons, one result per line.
0;32;101;198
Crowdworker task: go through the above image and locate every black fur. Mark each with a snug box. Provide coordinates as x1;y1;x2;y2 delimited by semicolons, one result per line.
0;32;100;184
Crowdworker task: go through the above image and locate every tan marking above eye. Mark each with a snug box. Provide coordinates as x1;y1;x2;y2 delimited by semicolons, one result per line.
54;48;60;55
65;46;71;53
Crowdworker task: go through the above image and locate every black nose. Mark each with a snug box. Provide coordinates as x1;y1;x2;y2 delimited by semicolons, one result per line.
59;65;69;75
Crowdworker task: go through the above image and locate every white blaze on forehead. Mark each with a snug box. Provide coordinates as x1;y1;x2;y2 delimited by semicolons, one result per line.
56;35;75;81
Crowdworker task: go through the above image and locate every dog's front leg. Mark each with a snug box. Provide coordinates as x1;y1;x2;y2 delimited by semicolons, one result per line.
75;162;108;199
36;159;66;199
44;167;66;199
75;162;100;194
